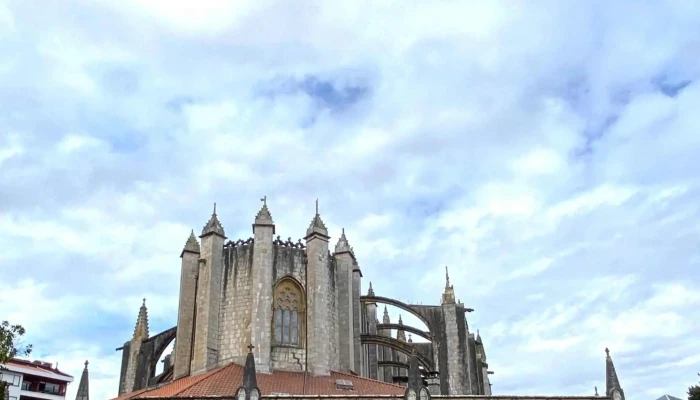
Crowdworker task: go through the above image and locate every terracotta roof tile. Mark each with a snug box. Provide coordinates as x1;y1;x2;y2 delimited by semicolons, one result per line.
117;363;405;399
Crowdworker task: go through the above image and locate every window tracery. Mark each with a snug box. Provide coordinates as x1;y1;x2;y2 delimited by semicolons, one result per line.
273;278;305;347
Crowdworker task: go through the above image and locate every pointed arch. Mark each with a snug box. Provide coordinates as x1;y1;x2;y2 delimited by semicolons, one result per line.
272;276;306;347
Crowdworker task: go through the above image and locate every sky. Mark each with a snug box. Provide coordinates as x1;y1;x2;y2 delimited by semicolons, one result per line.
0;0;699;399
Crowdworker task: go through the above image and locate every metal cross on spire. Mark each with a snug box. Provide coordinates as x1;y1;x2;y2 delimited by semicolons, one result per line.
260;196;266;206
247;343;255;353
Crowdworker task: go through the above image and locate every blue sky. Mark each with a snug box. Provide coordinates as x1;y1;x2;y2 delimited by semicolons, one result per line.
1;1;699;399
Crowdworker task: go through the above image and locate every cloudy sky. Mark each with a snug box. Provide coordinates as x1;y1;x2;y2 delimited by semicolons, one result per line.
1;0;700;399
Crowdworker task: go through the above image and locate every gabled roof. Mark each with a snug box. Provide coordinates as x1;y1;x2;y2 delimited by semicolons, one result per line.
112;362;405;399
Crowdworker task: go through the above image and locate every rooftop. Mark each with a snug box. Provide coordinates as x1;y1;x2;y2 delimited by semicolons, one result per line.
2;358;74;380
111;362;405;400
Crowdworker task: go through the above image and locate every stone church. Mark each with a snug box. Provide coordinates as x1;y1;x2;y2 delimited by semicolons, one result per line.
112;199;626;400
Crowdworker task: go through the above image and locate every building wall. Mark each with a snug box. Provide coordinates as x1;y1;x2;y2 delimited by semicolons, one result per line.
219;242;255;365
1;371;22;400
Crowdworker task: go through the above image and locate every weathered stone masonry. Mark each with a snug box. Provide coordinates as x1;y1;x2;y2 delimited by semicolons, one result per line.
117;199;494;396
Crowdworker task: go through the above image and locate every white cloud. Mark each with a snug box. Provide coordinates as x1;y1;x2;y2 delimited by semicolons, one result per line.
1;1;699;400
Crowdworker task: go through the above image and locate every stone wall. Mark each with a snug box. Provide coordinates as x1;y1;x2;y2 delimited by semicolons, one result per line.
218;243;255;365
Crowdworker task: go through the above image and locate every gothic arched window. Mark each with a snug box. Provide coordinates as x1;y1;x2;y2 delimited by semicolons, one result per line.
273;278;305;347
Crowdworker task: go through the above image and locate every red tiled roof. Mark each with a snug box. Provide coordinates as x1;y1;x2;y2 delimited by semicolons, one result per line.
5;358;73;378
113;363;405;399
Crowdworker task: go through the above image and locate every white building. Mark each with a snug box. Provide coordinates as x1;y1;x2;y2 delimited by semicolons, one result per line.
1;358;73;400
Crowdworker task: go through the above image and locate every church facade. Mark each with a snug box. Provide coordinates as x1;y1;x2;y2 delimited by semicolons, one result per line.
113;199;626;400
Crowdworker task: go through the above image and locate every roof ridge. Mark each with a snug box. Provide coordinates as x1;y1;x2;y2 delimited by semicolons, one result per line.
331;370;406;389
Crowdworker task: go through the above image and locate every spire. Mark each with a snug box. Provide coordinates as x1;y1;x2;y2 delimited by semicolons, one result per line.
254;196;274;227
133;298;149;340
397;315;406;342
441;266;456;305
305;199;328;238
476;329;482;343
75;360;89;400
382;305;390;324
334;228;353;254
367;281;375;296
235;344;261;400
605;348;625;400
201;203;226;238
181;230;200;257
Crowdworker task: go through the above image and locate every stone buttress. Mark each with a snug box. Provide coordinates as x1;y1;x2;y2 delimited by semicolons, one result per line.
191;205;226;374
249;200;275;372
174;231;200;379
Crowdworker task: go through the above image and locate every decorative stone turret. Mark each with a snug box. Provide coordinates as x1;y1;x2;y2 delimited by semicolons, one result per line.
235;344;261;400
192;204;226;374
397;315;406;342
134;299;149;340
441;266;456;305
404;348;431;400
305;200;333;376
382;306;390;324
119;300;149;395
175;230;201;379
250;197;275;372
75;360;89;400
605;348;625;400
201;203;226;238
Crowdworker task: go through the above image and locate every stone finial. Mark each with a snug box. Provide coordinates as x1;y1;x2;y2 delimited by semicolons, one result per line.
201;203;226;238
408;334;413;343
441;266;456;305
236;344;260;400
397;315;406;342
605;348;625;400
595;386;599;397
405;347;426;397
334;228;352;254
382;305;390;323
367;281;375;296
254;196;274;227
133;298;149;340
75;359;90;400
181;230;201;257
305;199;329;238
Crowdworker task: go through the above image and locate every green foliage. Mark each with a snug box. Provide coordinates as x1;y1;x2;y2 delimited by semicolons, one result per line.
689;373;700;400
0;321;33;397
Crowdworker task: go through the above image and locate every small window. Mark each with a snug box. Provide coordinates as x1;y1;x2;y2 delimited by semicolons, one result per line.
21;381;31;390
